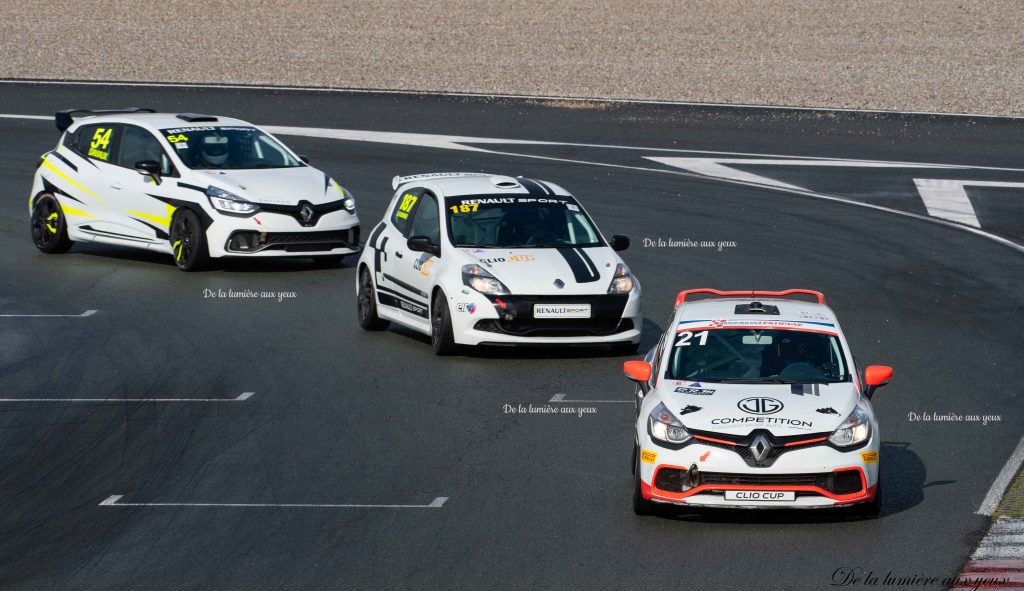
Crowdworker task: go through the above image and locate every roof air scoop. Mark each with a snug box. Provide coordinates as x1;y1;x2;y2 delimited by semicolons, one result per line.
491;176;520;189
735;302;780;315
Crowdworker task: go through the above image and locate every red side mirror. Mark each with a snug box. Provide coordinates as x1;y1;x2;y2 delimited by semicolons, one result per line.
623;360;652;382
864;365;893;387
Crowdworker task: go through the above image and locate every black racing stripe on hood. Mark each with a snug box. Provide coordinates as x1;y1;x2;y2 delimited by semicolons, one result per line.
556;247;601;283
518;177;549;196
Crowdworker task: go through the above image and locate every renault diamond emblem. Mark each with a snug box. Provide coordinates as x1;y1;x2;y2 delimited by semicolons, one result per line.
750;434;771;462
299;203;315;223
553;279;565;289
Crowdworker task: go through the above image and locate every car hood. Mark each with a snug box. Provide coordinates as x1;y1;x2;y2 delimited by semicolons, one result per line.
657;381;860;437
194;167;330;205
456;246;620;295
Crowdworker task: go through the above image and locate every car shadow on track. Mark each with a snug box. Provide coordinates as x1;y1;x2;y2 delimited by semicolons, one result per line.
463;317;664;360
646;441;928;524
66;244;359;273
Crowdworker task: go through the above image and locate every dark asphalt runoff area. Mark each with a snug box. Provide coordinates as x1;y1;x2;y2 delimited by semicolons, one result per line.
0;82;1021;590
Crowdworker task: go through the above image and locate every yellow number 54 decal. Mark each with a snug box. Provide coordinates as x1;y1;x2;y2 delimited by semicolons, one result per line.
165;134;188;143
88;128;112;161
395;193;418;219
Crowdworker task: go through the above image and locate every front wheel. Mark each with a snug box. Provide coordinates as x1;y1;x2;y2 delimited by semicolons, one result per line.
633;450;655;516
30;194;72;254
169;209;209;271
430;291;458;356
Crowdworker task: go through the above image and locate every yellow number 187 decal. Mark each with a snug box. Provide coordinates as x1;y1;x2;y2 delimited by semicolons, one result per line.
449;203;479;214
395;193;418;219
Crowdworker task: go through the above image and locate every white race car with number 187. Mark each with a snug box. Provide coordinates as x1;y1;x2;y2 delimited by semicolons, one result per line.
356;172;642;354
626;289;893;516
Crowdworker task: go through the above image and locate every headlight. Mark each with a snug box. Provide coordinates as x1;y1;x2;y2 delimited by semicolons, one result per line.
828;404;872;447
206;185;257;214
608;263;635;294
648;402;691;444
331;179;356;212
462;264;510;296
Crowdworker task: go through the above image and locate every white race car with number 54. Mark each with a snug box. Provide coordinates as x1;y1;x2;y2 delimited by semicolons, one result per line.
626;289;893;516
29;108;360;270
356;172;642;354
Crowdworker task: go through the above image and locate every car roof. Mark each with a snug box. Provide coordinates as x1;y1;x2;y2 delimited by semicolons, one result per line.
67;112;254;133
673;290;842;334
393;172;572;198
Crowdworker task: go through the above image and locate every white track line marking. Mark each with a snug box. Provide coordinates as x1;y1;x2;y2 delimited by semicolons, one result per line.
977;434;1024;516
549;393;631;403
4;114;1023;252
0;309;97;317
915;179;1024;228
0;391;255;403
2;78;1021;120
99;494;448;509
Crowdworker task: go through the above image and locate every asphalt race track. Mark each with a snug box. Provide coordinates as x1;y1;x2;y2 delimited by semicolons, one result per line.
0;82;1021;590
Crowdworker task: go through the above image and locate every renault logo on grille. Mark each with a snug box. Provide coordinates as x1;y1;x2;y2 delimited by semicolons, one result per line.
737;397;784;415
750;434;771;461
299;203;315;223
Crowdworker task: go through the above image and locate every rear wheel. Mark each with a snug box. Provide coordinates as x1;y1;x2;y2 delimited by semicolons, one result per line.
169;209;209;271
632;450;655;516
430;291;458;356
357;267;389;331
30;194;72;254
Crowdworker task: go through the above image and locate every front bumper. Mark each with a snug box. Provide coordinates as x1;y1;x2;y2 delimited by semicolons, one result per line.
637;431;879;509
447;286;643;346
205;208;360;258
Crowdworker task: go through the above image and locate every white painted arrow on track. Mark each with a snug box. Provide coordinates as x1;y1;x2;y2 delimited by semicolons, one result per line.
914;179;1024;228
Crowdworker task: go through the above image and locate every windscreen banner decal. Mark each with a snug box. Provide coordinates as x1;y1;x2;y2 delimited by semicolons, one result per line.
676;318;837;335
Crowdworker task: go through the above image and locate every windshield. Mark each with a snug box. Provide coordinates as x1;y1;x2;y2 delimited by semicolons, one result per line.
446;195;603;248
665;328;850;383
159;126;302;170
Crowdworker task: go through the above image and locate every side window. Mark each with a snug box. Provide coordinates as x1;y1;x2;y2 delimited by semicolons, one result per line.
407;192;440;244
77;124;122;164
390;188;423;234
117;126;174;176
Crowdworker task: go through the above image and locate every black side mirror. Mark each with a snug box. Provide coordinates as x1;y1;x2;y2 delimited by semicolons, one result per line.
610;235;630;251
135;160;163;185
407;235;440;257
298;155;310;164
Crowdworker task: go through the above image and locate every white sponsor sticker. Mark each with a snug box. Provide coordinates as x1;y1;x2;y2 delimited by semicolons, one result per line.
724;490;795;501
566;204;580;211
533;304;591;319
175;142;188;149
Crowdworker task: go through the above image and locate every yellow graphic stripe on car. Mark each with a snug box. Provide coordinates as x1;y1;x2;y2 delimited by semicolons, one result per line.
126;203;177;229
60;204;95;219
41;158;106;203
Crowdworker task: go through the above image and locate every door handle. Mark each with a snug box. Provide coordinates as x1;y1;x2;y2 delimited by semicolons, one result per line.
110;182;123;190
395;251;404;258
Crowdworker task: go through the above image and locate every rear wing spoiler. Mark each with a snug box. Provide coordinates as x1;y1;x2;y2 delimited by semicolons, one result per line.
55;108;156;133
674;288;826;309
392;172;490;190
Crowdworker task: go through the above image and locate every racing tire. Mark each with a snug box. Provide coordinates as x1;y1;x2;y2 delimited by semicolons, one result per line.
357;267;389;331
30;194;72;254
849;482;882;518
430;291;458;356
169;208;209;271
633;451;655;516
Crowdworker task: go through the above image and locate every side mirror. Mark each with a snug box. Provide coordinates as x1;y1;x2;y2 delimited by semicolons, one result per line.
623;360;652;382
135;160;162;185
610;234;630;251
863;365;893;399
298;155;310;164
407;235;440;257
